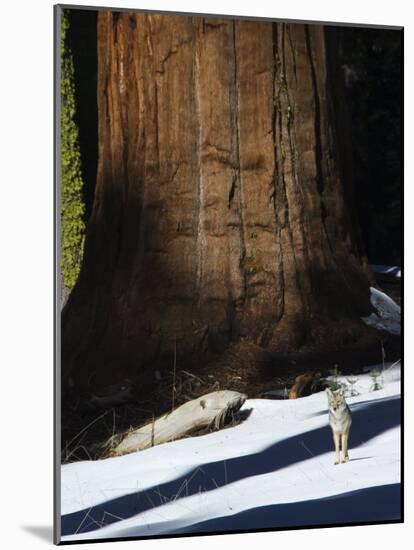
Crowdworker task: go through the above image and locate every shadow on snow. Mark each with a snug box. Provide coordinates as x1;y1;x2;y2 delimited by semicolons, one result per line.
109;483;400;538
166;483;401;535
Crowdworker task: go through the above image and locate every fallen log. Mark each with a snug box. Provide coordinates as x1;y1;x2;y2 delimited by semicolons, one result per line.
106;390;247;457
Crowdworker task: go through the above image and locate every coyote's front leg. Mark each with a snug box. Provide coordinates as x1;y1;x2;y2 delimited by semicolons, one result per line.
341;432;350;463
333;431;341;465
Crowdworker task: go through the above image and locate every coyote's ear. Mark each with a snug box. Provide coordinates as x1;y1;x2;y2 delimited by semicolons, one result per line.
326;388;333;397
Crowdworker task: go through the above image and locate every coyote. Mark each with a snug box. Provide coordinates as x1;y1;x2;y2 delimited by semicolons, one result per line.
326;388;352;464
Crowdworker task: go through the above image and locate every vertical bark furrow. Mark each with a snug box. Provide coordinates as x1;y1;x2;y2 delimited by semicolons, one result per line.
273;23;310;339
194;19;203;300
281;24;312;291
270;23;285;326
304;26;324;195
231;21;248;309
304;26;358;304
235;21;282;342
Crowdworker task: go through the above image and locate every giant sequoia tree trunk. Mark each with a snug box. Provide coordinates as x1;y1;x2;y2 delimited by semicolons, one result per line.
62;13;377;401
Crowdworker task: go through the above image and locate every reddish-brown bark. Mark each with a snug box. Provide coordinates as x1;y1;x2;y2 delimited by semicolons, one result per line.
62;13;377;401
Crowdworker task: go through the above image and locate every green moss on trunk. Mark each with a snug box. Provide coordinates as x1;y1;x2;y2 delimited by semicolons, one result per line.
60;11;85;301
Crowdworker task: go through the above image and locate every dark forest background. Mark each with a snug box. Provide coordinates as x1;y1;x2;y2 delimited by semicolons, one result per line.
66;11;402;267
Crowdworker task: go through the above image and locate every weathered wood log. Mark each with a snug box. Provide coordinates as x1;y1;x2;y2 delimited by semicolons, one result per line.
289;371;321;399
107;390;247;456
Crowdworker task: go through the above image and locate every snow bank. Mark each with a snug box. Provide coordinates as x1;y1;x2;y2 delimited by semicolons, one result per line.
61;364;401;542
361;287;401;335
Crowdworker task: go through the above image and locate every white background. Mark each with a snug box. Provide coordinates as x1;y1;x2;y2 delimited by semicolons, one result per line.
0;0;410;548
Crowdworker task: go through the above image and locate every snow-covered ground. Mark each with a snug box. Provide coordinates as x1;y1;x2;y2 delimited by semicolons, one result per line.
61;362;401;542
